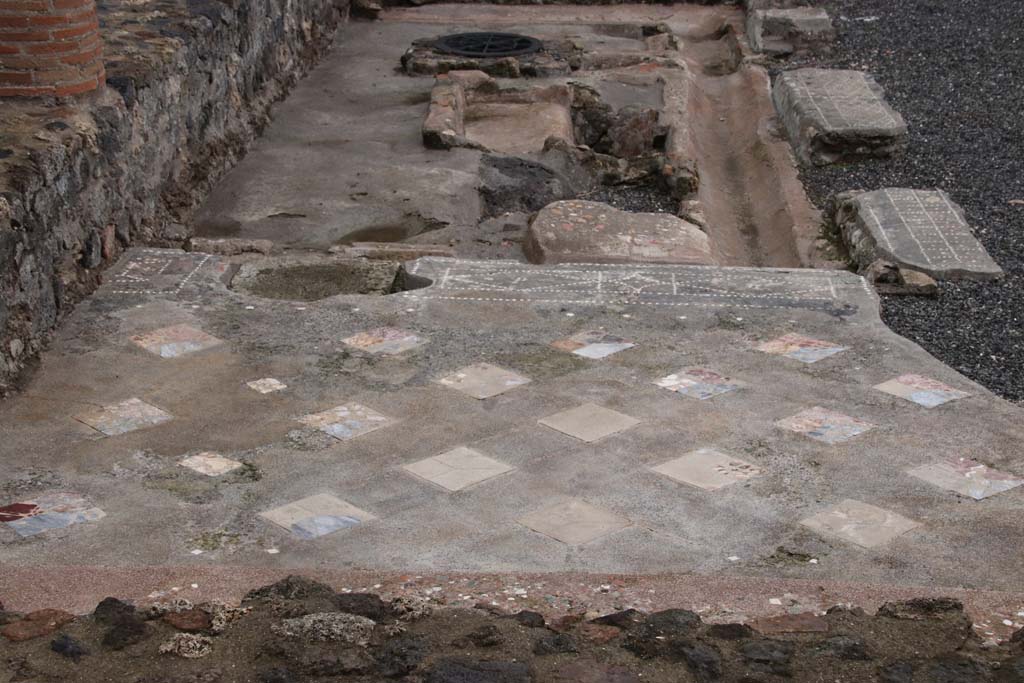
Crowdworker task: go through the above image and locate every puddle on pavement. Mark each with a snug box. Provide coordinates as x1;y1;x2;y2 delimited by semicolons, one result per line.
232;258;432;301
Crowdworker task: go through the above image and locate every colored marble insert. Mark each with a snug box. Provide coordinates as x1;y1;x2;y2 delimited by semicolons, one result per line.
404;446;514;492
874;374;970;408
552;331;635;359
651;448;761;490
342;328;426;355
538;403;640;443
437;363;531;399
0;492;105;537
756;333;846;363
518;499;631;545
260;493;375;540
299;403;392;441
655;368;744;400
247;378;287;394
131;324;223;358
800;499;919;548
180;452;243;477
73;398;173;436
776;406;874;444
908;457;1023;500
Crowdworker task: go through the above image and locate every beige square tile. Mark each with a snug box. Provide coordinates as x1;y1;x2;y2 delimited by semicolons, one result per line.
908;457;1023;500
342;328;427;355
800;499;920;548
874;374;970;408
73;398;173;436
298;403;392;441
437;363;531;399
130;324;223;358
180;452;243;477
403;446;514;491
538;403;640;442
247;378;287;394
518;499;630;545
651;448;761;490
260;493;376;540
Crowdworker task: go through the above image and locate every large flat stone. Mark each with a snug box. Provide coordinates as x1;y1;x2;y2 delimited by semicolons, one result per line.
836;189;1003;281
525;200;714;265
772;69;907;165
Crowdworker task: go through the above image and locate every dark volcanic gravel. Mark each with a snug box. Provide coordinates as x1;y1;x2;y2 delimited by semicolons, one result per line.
582;183;679;214
792;0;1024;401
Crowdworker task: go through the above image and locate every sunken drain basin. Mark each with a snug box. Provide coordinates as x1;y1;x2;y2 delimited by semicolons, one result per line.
232;256;431;302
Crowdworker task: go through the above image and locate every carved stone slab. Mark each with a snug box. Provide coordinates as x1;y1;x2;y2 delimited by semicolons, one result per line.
772;69;907;165
837;188;1002;281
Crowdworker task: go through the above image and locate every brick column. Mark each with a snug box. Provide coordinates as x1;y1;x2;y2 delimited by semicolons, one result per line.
0;0;104;98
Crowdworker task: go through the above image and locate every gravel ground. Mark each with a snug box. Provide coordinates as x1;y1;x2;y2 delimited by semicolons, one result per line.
789;0;1024;402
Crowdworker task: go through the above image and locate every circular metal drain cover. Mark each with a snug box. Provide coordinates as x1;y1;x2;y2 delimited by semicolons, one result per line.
434;32;542;58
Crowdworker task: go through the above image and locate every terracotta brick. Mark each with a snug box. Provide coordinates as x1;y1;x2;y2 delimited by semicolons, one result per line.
0;68;32;83
0;84;49;95
0;43;21;54
50;18;96;40
52;74;96;95
54;0;91;8
58;41;97;64
0;29;51;41
0;0;50;11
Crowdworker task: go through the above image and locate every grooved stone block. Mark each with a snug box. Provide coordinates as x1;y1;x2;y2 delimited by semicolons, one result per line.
836;189;1003;281
772;69;907;165
525;200;714;266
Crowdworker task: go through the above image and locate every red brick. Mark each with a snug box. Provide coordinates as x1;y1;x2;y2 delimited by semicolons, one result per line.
0;52;60;67
0;43;21;54
57;41;97;64
53;0;91;8
0;69;31;83
50;18;95;39
0;0;50;11
52;74;96;96
0;29;50;41
0;83;50;95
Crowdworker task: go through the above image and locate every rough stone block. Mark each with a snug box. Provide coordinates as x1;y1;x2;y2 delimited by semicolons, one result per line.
836;189;1002;281
422;80;466;150
747;8;835;55
772;69;907;165
525;200;713;265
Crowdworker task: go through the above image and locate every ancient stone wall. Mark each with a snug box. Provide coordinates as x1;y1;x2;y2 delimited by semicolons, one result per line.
0;0;348;392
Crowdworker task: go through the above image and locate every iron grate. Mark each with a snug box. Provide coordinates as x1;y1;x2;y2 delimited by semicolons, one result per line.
433;32;542;59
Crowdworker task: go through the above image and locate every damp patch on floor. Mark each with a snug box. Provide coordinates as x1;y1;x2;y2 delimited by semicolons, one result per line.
180;453;243;477
776;407;875;444
651;448;762;491
437;363;531;399
551;331;636;359
907;458;1023;500
342;328;427;355
130;324;224;358
259;494;376;540
73;398;173;436
298;404;393;441
655;368;745;400
756;333;846;363
247;378;287;394
874;374;971;408
0;492;105;538
538;403;640;443
403;447;515;492
518;499;631;545
800;499;919;549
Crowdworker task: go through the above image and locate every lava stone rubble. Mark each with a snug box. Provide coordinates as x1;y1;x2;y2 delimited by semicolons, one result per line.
1;576;1023;681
